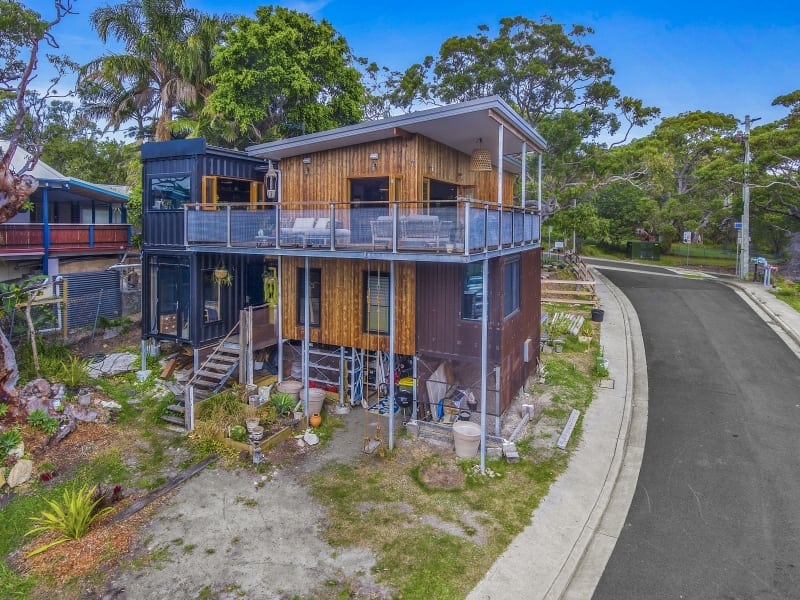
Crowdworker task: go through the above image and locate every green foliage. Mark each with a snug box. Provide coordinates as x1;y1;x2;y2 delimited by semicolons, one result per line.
25;484;115;557
58;355;92;388
0;427;22;457
81;0;230;141
206;5;364;147
0;402;7;417
26;409;59;435
229;425;247;443
270;391;296;416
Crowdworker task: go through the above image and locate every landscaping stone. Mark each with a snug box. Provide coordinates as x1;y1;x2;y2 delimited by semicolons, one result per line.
88;352;138;378
66;403;100;423
9;440;24;460
8;458;33;487
18;378;55;414
0;467;5;488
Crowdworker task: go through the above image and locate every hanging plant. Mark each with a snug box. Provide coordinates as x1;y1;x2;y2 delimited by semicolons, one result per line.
213;268;233;286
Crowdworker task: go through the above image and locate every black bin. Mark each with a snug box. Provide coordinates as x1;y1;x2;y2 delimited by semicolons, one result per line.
591;308;604;322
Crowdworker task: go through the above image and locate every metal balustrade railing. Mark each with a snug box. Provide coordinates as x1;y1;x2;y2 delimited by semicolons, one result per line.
184;199;540;255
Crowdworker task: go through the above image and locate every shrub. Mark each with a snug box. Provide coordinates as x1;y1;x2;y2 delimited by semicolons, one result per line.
27;409;59;435
25;483;115;557
58;356;92;388
270;392;296;416
0;402;8;417
0;427;23;457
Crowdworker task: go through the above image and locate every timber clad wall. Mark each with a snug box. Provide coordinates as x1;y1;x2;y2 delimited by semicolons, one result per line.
277;134;511;204
281;257;416;356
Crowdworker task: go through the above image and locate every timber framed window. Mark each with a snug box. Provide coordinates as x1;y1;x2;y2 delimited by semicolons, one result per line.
364;271;390;334
201;176;264;209
503;257;520;317
297;268;321;327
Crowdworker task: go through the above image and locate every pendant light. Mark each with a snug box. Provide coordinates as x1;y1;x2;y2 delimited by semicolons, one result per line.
469;138;492;172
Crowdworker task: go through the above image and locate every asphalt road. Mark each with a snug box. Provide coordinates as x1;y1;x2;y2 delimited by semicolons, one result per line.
590;262;800;600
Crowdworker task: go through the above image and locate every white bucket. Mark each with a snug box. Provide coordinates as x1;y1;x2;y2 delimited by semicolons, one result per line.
307;387;326;415
452;421;481;458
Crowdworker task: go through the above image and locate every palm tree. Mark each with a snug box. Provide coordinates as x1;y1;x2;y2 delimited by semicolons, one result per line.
80;0;229;142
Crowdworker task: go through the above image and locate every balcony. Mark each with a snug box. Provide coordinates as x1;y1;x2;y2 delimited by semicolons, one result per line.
183;200;540;258
0;223;132;255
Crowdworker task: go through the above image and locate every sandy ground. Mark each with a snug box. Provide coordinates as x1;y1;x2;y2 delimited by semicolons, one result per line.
105;407;390;600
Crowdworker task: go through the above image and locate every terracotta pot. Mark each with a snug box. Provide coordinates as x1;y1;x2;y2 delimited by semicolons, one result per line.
309;412;322;428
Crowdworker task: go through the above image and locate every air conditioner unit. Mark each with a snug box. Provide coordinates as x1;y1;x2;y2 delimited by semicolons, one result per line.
523;338;533;363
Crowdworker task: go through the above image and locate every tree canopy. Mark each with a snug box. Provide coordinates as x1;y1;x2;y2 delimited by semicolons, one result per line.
204;5;365;147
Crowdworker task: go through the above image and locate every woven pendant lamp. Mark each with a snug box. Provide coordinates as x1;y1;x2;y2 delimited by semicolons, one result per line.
469;139;492;171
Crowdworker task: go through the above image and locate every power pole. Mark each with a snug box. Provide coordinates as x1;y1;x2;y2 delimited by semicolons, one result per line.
739;115;761;279
740;115;752;280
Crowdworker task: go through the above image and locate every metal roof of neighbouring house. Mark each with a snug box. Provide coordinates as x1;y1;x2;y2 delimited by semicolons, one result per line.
246;96;548;174
1;140;129;202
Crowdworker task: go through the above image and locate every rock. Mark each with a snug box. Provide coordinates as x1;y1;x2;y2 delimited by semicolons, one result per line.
18;378;55;414
0;467;5;488
88;352;138;378
9;441;23;459
65;403;100;423
8;458;33;487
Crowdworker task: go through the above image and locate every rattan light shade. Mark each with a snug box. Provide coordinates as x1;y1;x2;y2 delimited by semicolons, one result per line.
469;148;492;172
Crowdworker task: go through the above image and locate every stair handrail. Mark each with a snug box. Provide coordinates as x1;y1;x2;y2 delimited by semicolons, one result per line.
188;319;242;388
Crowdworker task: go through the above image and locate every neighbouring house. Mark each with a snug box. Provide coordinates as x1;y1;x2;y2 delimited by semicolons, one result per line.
0;142;136;332
139;96;546;457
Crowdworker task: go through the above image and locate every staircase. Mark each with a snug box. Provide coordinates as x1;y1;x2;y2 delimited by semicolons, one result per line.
160;322;242;430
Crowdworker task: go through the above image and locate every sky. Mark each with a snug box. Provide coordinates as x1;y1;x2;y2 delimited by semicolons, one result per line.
34;0;800;141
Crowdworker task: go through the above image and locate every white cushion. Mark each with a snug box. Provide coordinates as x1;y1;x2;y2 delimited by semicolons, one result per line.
292;217;315;230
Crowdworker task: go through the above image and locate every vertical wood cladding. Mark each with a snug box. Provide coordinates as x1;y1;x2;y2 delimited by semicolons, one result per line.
281;256;415;356
277;134;514;204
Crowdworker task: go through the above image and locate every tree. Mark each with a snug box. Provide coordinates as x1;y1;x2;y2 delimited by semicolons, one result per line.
384;16;660;221
205;5;365;147
80;0;229;141
0;0;74;399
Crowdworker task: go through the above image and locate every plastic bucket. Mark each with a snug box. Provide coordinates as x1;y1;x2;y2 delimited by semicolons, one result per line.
307;387;326;415
276;379;303;400
591;308;605;322
452;421;481;458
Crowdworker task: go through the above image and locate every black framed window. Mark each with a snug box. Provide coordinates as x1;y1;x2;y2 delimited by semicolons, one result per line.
461;263;483;321
504;257;520;317
149;174;191;210
364;271;390;333
297;268;321;327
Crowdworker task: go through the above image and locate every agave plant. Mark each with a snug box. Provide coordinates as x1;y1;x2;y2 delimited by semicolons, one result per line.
26;483;115;557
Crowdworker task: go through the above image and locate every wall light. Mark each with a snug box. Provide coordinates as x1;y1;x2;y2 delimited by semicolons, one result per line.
369;152;379;171
302;156;311;174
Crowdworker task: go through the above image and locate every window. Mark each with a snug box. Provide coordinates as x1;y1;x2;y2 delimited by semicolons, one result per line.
148;256;190;338
364;271;390;334
150;174;191;210
202;269;221;323
461;264;483;321
297;268;321;327
504;257;520;317
202;176;264;209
